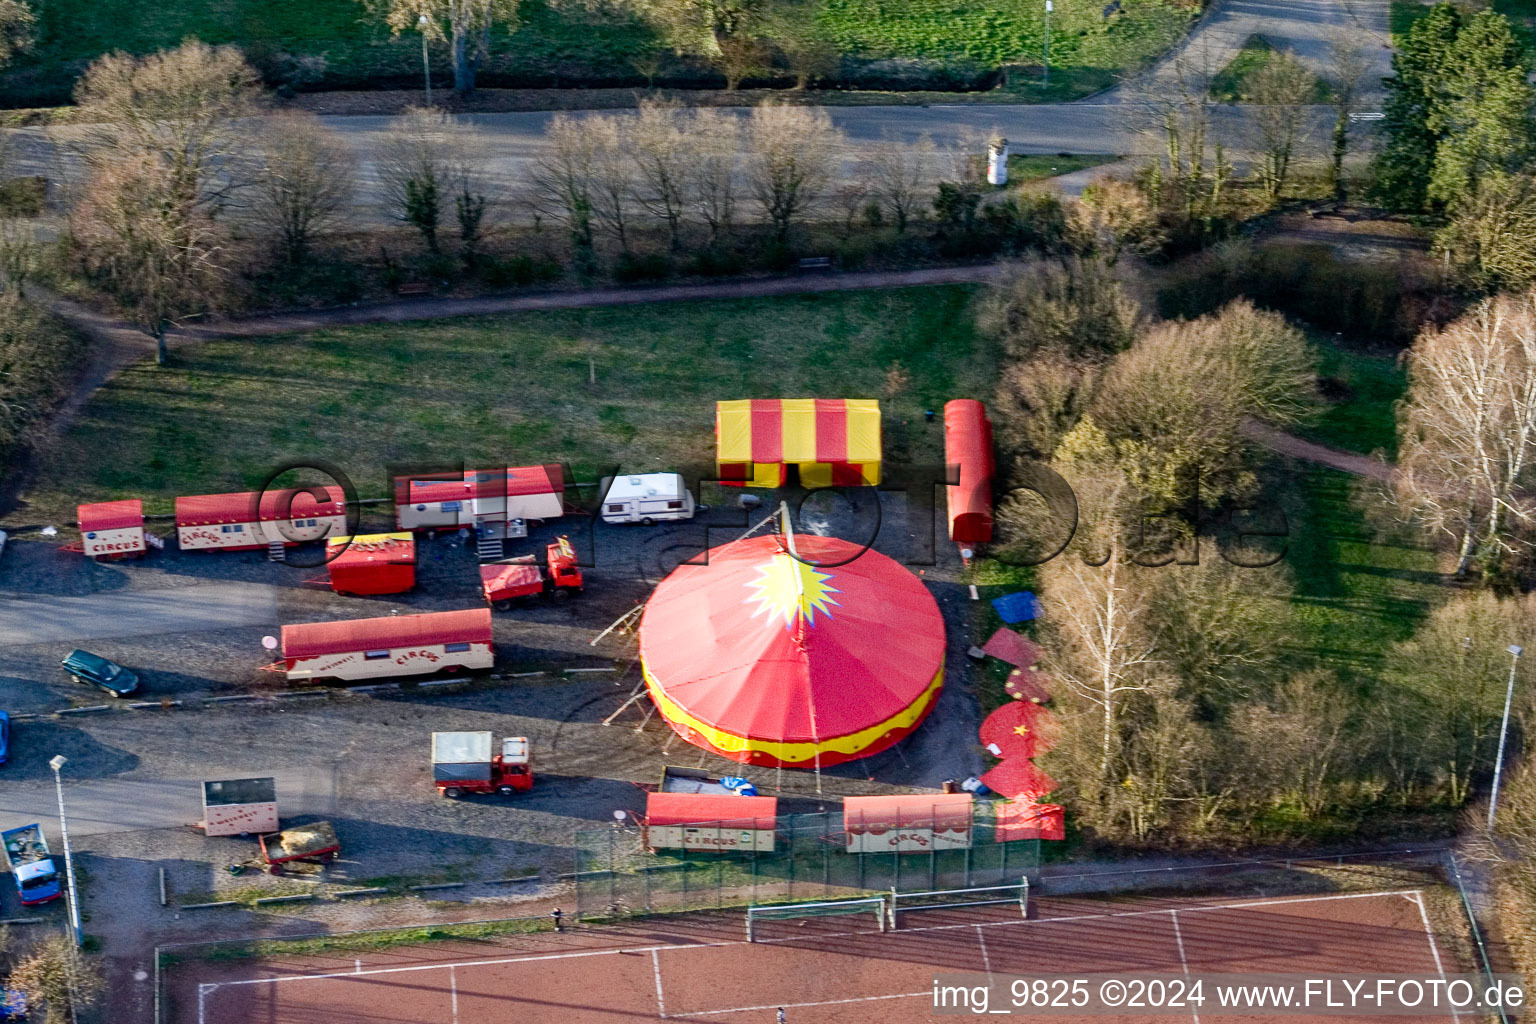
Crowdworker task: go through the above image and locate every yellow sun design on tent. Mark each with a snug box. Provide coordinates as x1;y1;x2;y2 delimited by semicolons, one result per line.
744;552;841;629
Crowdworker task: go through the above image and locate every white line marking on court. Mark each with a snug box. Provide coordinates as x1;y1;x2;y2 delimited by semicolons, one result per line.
354;958;361;974
209;888;1434;994
1169;911;1199;1024
1412;892;1458;1022
669;991;931;1017
197;982;213;1024
652;948;667;1018
450;964;460;1024
975;924;992;978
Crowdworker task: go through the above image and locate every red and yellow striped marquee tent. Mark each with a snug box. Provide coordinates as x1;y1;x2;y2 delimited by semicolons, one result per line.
639;533;945;769
716;399;882;488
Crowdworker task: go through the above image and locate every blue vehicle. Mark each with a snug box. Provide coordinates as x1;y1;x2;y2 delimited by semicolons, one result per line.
60;649;139;697
2;824;61;906
0;987;27;1020
0;710;9;765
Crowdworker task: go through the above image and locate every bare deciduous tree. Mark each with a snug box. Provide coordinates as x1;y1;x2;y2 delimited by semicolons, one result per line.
867;133;936;233
686;107;740;242
1233;671;1354;819
631;99;690;249
73;40;264;217
252;111;356;264
978;256;1143;361
588;114;635;252
73;151;227;365
533;112;598;268
743;102;840;242
376;106;483;253
1249;48;1316;200
1325;32;1372;200
1396;290;1536;575
367;0;521;96
1072;175;1167;263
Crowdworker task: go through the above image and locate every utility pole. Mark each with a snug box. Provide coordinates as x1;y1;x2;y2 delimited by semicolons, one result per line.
48;755;83;947
419;14;433;106
1488;644;1522;831
1043;0;1052;87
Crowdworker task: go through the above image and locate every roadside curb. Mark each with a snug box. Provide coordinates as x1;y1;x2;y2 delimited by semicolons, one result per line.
23;666;618;721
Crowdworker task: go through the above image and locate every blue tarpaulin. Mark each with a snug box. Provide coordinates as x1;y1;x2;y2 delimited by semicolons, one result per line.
991;591;1040;624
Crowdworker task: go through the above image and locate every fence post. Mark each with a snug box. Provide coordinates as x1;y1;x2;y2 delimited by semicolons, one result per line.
609;829;617;913
642;845;651;914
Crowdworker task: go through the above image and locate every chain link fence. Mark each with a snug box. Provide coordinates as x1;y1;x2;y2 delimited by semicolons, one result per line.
572;804;1042;918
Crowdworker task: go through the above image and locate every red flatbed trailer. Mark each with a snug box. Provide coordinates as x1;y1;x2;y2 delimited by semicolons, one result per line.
258;821;340;875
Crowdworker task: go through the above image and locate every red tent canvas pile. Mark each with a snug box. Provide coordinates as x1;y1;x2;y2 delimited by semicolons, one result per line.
978;697;1066;841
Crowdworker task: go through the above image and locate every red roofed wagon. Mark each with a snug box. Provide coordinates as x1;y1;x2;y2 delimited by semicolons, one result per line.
270;608;494;683
843;793;974;854
176;490;345;552
75;500;149;560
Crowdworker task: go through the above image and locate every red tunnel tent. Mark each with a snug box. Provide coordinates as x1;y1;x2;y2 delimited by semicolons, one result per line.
944;399;995;545
639;534;945;769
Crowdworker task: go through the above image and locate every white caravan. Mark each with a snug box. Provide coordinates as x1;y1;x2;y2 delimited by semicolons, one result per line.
601;473;696;525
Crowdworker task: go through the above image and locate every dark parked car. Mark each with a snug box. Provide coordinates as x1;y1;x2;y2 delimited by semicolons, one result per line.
60;649;140;697
0;710;9;765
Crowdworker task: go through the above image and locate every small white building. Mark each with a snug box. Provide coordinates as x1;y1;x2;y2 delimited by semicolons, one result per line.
176;490;345;552
601;473;696;525
395;465;565;537
77;500;148;559
275;608;494;683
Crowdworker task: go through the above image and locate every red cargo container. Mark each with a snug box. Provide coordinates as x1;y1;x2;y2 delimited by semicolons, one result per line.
325;533;416;595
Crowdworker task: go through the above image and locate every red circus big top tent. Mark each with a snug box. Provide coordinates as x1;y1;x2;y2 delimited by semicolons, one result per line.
639;533;946;769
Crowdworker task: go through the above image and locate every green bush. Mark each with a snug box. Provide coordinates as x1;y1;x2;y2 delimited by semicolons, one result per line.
0;293;87;472
613;251;671;282
481;254;563;287
1156;241;1455;342
0;176;46;216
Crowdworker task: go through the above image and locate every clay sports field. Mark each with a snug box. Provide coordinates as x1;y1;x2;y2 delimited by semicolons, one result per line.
169;886;1469;1023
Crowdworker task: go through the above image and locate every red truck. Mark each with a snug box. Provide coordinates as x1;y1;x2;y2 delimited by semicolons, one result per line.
480;536;583;610
432;732;533;797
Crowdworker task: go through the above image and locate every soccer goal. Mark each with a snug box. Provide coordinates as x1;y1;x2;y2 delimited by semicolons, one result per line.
745;896;888;941
887;877;1029;930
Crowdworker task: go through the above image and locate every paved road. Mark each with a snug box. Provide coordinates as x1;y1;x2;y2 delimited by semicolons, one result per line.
0;582;280;647
0;766;336;836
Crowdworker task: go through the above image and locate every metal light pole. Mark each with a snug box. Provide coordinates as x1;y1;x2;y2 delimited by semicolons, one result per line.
1488;644;1522;831
419;14;433;106
1043;0;1052;87
48;755;83;947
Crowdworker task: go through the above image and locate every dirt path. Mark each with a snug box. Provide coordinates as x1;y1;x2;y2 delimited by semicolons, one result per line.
1240;418;1396;481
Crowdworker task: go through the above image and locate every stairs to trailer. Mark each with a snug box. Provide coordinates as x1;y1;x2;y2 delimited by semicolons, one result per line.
267;539;286;562
476;534;505;562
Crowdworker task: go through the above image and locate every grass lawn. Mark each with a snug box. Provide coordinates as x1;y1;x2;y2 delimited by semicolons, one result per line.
1282;465;1442;685
1301;337;1406;457
16;286;995;522
1209;35;1334;103
0;0;1196;107
1008;153;1120;183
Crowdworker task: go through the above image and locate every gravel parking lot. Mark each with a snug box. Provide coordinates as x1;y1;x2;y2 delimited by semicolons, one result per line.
0;489;990;1023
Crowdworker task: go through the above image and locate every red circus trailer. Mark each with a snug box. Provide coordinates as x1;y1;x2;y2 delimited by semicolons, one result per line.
643;792;779;853
176;489;345;552
75;500;149;559
843;793;974;853
324;533;416;595
271;608;494;682
944;399;995;547
395;465;565;537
